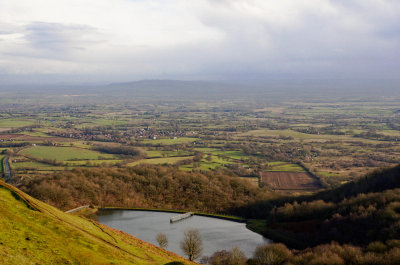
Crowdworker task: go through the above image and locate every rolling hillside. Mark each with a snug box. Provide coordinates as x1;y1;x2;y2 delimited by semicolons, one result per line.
0;180;193;265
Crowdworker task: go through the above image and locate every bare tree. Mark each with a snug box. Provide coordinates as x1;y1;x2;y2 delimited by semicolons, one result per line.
156;232;168;249
180;228;203;261
231;246;247;265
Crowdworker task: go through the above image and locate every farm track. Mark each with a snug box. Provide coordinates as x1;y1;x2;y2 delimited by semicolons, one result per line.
4;156;11;182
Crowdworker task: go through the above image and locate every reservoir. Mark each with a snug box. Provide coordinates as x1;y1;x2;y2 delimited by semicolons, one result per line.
97;210;271;258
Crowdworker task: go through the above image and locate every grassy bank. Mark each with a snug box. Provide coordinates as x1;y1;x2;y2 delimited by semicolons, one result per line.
0;180;194;264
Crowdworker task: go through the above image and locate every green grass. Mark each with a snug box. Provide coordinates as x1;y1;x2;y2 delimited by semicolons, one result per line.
179;154;235;171
193;148;219;153
91;118;130;126
75;118;130;128
0;155;4;174
240;129;316;138
238;129;349;140
21;146;116;161
176;148;249;171
145;150;165;158
11;161;61;170
0;119;34;128
141;137;197;145
194;148;249;160
238;129;389;145
128;156;193;166
379;130;400;137
267;163;306;172
146;150;193;158
67;159;123;166
212;150;248;160
21;131;51;137
58;141;92;149
317;171;342;177
0;181;193;265
268;161;288;166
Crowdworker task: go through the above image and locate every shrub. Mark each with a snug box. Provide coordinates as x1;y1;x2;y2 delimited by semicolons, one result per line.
253;243;291;265
366;242;387;253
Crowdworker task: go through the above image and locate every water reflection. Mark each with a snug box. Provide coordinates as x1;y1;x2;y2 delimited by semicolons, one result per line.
97;210;271;258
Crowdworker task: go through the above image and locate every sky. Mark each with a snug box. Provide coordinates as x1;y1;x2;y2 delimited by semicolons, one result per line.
0;0;399;83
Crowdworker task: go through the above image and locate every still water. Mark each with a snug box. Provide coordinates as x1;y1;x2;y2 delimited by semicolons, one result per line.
97;210;271;258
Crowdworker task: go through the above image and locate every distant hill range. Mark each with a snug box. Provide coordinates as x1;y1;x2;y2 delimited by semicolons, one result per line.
1;79;399;101
106;79;244;99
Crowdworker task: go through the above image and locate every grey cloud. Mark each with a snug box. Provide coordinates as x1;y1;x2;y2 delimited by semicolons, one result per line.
1;1;399;79
24;22;102;56
0;22;22;35
189;0;400;78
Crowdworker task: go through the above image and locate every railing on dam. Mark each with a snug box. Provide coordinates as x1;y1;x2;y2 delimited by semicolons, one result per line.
170;212;194;223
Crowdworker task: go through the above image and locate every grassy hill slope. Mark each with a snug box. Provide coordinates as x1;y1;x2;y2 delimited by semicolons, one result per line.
0;180;192;265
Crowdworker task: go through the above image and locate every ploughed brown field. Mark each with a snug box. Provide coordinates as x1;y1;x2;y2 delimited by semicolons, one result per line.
16;135;73;142
260;171;321;191
0;134;23;140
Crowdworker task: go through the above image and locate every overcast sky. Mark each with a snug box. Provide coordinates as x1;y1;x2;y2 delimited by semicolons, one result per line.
0;0;399;82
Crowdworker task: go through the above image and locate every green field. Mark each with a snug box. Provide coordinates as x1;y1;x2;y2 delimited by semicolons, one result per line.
76;118;130;128
141;137;197;145
194;148;248;160
316;171;342;177
0;154;4;174
11;161;60;170
128;156;193;166
67;159;123;166
267;163;306;172
21;146;116;161
146;150;193;158
380;130;400;137
180;155;234;171
238;129;347;140
0;119;34;128
22;131;51;137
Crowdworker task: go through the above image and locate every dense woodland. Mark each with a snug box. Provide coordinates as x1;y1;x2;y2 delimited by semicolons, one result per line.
20;165;271;212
